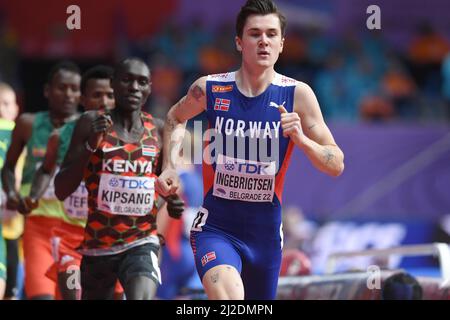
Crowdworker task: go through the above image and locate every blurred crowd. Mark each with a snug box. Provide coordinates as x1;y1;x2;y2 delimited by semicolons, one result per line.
1;16;450;123
127;20;450;123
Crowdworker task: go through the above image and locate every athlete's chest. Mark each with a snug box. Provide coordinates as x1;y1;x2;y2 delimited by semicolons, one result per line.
97;130;160;176
208;86;291;140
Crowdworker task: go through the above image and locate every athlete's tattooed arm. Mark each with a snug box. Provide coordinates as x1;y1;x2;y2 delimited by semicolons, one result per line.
156;77;207;197
292;83;344;177
323;147;335;165
191;85;205;101
161;77;207;171
210;272;219;284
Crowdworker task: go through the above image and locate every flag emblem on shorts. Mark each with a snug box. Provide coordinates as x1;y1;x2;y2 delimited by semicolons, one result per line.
214;98;230;112
201;251;217;266
142;145;157;157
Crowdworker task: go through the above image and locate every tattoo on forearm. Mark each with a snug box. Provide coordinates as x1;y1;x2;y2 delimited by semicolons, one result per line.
324;148;335;164
191;85;204;101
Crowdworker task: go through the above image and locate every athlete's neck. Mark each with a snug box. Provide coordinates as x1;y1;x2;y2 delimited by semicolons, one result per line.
49;111;78;128
111;108;142;132
235;67;275;97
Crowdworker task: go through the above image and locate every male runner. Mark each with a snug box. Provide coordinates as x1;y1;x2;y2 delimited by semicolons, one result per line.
157;0;344;300
25;65;119;299
1;61;81;300
55;58;182;300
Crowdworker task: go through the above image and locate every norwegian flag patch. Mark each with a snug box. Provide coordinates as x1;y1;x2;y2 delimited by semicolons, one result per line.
214;98;230;112
201;251;217;266
142;145;157;157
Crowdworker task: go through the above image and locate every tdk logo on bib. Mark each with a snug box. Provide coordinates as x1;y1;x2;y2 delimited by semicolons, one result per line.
224;160;272;175
108;177;153;190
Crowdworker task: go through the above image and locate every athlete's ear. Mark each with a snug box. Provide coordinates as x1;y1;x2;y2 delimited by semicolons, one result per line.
235;36;242;53
279;37;285;54
146;81;152;96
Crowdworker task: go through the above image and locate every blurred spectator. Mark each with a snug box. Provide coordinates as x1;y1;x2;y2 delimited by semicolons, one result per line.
152;19;211;73
344;56;380;121
361;31;389;78
314;51;347;120
278;28;307;66
359;95;395;122
2;3;450;125
0;83;24;300
198;24;238;75
0;12;19;88
152;22;188;69
277;27;315;83
381;56;418;118
148;53;183;119
0;83;19;121
408;22;449;98
280;248;311;277
199;47;236;75
408;22;449;66
306;26;334;68
381;272;423;300
282;206;317;251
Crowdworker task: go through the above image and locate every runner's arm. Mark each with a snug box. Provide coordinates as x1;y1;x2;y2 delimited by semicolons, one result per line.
162;76;207;171
55;112;97;200
282;82;344;177
1;113;34;209
156;77;207;197
29;129;60;201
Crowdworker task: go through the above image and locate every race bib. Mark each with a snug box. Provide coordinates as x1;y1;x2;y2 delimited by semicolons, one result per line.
213;154;275;202
97;173;155;216
64;182;88;220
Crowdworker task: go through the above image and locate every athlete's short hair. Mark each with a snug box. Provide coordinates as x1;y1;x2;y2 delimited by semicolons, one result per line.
0;82;15;94
113;57;150;80
81;65;114;94
46;60;81;85
381;272;423;300
236;0;287;38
